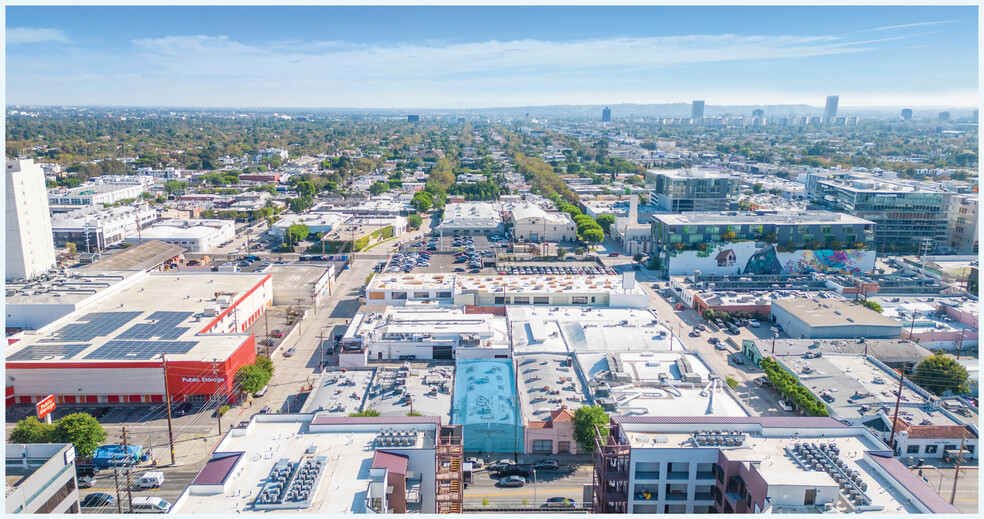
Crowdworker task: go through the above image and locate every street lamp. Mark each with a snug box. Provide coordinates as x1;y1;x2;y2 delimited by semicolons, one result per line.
532;468;538;508
145;421;155;465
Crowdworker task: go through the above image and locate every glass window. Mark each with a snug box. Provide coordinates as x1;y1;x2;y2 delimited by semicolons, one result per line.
907;445;920;454
438;292;452;298
925;445;938;454
392;292;407;300
572;296;589;304
513;297;530;304
533;296;550;304
414;292;429;298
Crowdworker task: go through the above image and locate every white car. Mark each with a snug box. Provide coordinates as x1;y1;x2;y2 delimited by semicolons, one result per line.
778;400;793;412
748;319;761;328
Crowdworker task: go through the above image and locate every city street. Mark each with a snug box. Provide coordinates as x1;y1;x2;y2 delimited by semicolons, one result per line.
912;465;979;514
463;463;592;510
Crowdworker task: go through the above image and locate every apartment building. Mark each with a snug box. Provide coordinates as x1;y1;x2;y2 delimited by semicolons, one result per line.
47;182;147;211
645;168;740;212
946;194;978;254
51;203;158;250
6;158;57;280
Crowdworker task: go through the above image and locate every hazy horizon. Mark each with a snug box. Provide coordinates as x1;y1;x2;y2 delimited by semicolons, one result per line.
7;6;979;108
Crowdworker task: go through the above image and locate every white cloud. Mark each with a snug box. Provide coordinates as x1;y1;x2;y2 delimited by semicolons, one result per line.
6;27;71;44
860;20;955;32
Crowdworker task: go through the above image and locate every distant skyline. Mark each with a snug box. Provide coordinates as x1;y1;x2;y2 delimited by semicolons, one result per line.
5;6;979;108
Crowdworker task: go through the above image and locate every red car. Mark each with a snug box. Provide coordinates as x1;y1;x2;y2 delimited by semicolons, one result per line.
608;252;620;257
270;329;284;338
675;303;685;310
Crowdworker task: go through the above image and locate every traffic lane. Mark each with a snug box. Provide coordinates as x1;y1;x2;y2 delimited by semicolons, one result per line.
912;466;978;514
79;464;202;513
464;465;592;507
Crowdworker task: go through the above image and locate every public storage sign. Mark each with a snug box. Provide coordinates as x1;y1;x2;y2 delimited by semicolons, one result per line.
36;394;56;419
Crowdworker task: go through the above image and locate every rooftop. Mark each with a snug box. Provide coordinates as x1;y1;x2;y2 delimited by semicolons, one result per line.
439;202;503;229
516;353;589;422
175;415;438;514
84;240;186;271
508;306;681;353
344;306;509;350
648;167;739;180
5;269;142;306
655;210;874;226
773;297;902;329
613;417;948;514
5;272;268;364
362;362;454;420
457;273;646;296
746;338;933;365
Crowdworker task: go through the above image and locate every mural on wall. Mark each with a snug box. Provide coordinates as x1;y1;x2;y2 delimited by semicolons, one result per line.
666;241;876;276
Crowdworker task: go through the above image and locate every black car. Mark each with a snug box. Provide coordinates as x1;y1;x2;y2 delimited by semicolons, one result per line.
174;401;193;416
76;464;101;479
495;464;533;478
81;493;115;508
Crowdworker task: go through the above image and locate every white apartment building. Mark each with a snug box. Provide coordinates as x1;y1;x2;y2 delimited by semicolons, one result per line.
51;203;158;250
6;159;57;280
135;166;186;178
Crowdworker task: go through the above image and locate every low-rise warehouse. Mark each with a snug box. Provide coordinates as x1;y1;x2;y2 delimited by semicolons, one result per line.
5;272;271;405
770;297;902;339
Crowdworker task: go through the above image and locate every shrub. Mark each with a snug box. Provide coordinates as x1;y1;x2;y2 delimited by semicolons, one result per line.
218;405;230;417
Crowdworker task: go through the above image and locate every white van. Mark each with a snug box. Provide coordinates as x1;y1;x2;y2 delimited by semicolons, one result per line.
254;385;268;397
135;471;166;489
131;496;172;513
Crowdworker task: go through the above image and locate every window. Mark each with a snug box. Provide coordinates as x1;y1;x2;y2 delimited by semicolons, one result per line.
533;440;552;453
413;292;429;299
533;296;550;305
925;445;938;454
572;296;589;304
513;297;530;304
494;296;505;304
944;444;958;452
438;292;452;298
392;292;407;300
369;292;385;300
906;445;920;454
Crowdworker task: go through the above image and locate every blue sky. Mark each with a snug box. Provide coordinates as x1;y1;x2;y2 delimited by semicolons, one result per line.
5;6;979;108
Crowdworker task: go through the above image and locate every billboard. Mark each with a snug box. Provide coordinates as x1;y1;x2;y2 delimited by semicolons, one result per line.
665;241;876;276
36;394;56;420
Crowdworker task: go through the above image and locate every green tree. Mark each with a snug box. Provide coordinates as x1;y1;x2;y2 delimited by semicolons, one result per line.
236;364;273;395
582;228;604;243
9;416;56;444
633;253;644;263
725;377;739;390
407;214;423;230
369;181;388;196
411;191;433;212
285;223;310;245
753;183;764;193
296;181;316;198
721;231;737;242
556;246;567;260
349;409;382;417
406;411;423;417
575;247;585;258
65;242;77;257
912;352;970;396
861;300;883;313
163;180;185;195
572;405;609;453
53;412;107;458
255;355;275;376
596;214;616;234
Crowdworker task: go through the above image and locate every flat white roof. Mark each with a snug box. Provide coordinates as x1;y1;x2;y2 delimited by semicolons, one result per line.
509;307;681;353
177;417;436;514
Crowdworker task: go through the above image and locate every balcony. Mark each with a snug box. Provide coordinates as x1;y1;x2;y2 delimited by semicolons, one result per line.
694;493;714;502
665;493;688;502
634;471;661;481
666;471;690;480
695;471;715;481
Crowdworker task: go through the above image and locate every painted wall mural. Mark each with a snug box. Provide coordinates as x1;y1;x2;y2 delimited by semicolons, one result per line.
665;241;875;276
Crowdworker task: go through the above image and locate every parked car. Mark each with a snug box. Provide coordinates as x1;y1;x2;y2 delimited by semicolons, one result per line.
173;401;193;417
77;475;95;489
748;319;761;328
534;459;560;470
731;356;745;365
778;400;793;412
690;329;701;337
284;347;296;357
753;376;773;388
499;475;527;488
674;303;685;310
497;464;533;478
466;457;485;469
707;336;719;345
260;406;273;414
608;252;620;257
545;497;576;508
135;471;166;489
270;329;284;338
81;493;116;508
254;385;268;397
131;496;172;514
489;459;515;472
714;343;729;351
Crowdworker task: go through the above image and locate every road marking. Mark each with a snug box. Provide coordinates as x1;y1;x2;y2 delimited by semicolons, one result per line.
468;488;583;497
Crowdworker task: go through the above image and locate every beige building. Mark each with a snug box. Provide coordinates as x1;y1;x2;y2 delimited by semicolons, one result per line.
6;159;57;280
508;203;576;243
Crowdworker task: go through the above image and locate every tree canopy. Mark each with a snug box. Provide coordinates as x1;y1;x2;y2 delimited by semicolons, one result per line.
911;351;970;396
10;413;108;458
572;405;610;453
285;223;310;245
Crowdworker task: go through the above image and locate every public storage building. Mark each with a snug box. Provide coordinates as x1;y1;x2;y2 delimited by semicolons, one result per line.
5;272;272;406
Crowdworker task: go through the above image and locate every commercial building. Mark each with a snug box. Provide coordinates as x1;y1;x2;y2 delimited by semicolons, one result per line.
611;196;653;256
645;168;740;212
651;211;876;277
338;306;510;366
269;213;346;239
5;271;271;405
173;414;464;514
901;109;913;121
824;95;839;121
268;264;336;307
47;182;147;211
129;219;236;252
509;306;680;354
945;193;978;254
507;203;577;243
50;203;158;250
83;239;186;273
453;358;523;453
5;443;80;514
741;338;932;370
810;177;950;251
691;100;705;121
365;273;650;309
769;297;902;339
6;158;57;280
602;106;612;122
593;416;960;514
761;353;977;459
436;202;505;236
5;269;146;331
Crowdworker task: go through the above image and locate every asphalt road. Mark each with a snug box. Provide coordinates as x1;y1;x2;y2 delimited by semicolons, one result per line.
463;464;593;509
912;466;979;514
79;464;201;514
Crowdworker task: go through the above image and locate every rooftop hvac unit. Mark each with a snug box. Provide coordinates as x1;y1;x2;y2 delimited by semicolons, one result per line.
217;295;234;307
203;304;222;317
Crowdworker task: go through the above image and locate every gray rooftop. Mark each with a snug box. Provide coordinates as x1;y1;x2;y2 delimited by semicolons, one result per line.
655;210;874;227
773;298;902;329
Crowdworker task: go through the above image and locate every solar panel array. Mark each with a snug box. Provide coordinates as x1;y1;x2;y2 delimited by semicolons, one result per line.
40;312;143;342
83;340;198;360
7;343;90;361
116;311;193;340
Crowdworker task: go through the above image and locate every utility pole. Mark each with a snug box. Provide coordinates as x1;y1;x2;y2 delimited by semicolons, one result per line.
161;355;176;465
888;367;906;453
264;310;271;357
113;467;123;513
121;427;134;511
949;437;965;505
319;328;325;370
213;359;222;435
